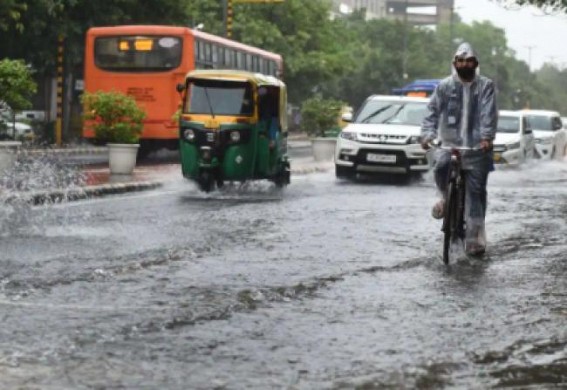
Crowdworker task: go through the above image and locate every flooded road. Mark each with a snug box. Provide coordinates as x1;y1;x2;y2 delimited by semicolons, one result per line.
0;160;565;389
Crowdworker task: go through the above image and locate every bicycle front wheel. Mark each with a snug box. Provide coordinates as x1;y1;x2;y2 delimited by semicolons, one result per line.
442;181;457;264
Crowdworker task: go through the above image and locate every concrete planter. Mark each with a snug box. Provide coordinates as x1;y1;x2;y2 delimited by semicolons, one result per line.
311;137;337;162
0;141;22;174
108;143;139;175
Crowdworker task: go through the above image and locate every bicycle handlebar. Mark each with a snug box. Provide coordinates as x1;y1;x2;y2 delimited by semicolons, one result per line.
427;140;483;152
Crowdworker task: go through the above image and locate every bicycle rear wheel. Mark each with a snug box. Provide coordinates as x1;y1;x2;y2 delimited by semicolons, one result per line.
442;181;457;264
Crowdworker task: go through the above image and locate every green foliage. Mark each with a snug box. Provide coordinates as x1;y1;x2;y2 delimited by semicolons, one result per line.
0;1;26;32
503;0;567;10
0;58;37;111
81;90;146;144
300;96;344;138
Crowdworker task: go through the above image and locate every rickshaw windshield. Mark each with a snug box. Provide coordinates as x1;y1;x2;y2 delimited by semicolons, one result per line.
185;79;253;116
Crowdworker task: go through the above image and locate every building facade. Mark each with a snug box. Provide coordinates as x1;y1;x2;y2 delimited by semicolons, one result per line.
332;0;454;26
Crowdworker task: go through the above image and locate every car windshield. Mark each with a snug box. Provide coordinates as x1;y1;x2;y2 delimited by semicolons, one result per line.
355;100;427;125
526;115;553;131
185;80;254;116
497;116;520;134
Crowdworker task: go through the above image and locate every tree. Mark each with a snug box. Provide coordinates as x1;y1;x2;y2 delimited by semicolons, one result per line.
0;0;26;32
496;0;567;10
0;58;37;111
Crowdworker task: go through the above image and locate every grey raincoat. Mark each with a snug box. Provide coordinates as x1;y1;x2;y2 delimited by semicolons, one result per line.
421;42;498;250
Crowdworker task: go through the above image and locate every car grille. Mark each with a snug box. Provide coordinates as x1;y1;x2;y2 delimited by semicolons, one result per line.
357;133;407;144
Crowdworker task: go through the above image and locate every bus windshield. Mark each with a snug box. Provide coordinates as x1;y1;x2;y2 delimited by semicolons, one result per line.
186;80;254;116
94;35;182;72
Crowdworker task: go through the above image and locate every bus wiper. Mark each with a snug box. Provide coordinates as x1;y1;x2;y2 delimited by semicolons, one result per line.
359;105;392;123
381;104;406;124
203;86;215;118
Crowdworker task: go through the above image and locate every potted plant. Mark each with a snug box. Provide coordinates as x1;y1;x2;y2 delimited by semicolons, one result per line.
82;90;146;174
300;96;345;161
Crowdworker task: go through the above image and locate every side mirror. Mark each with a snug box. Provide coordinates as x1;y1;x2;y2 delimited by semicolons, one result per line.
341;112;353;123
176;83;185;93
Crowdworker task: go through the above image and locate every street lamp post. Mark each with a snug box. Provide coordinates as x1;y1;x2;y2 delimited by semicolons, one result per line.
402;0;409;80
525;45;535;71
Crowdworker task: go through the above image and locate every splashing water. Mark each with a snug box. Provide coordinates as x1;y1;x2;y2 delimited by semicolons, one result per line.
0;151;87;235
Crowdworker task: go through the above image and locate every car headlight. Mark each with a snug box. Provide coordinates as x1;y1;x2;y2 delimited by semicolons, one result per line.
407;135;421;144
340;131;357;141
535;137;552;145
505;141;521;150
183;129;195;141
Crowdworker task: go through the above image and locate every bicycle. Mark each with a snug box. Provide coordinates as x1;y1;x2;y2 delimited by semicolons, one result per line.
433;144;482;264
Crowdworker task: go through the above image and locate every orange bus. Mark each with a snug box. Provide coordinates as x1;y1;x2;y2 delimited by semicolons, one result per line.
83;25;283;156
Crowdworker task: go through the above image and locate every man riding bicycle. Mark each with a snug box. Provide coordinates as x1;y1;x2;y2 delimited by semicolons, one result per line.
420;42;497;256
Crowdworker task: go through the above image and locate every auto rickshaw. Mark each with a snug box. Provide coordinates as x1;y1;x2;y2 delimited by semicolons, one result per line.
177;70;290;192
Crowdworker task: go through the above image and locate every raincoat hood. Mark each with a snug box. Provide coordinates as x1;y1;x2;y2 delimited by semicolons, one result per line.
454;42;478;61
451;42;480;79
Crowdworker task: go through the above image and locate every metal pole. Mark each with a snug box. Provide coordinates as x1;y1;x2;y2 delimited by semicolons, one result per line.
525;45;534;71
402;0;408;80
55;34;64;146
226;0;233;39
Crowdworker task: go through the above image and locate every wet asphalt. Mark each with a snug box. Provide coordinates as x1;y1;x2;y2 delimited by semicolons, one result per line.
0;158;565;389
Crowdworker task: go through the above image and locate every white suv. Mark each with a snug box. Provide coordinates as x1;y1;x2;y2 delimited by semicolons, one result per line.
334;95;430;179
521;109;567;160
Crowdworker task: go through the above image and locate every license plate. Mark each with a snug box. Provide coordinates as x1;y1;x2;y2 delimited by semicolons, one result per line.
367;153;396;163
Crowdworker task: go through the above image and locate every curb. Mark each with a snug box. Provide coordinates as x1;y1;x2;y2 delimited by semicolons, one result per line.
2;180;162;205
24;147;108;156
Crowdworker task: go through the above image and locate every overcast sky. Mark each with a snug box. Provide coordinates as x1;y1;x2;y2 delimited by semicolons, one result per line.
454;0;567;70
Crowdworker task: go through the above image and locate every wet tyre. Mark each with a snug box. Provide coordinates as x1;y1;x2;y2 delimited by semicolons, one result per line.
442;182;456;265
335;165;354;179
198;171;214;193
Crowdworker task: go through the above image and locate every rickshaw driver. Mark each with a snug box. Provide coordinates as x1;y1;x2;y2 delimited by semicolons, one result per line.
258;87;280;149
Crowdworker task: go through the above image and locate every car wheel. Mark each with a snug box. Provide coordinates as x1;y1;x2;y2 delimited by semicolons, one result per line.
335;165;354;180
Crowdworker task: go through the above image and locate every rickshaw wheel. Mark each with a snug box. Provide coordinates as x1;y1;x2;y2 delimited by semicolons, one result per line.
274;164;291;188
198;171;214;193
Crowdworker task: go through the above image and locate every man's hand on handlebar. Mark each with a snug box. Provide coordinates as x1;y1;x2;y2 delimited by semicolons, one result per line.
480;139;493;152
420;137;432;150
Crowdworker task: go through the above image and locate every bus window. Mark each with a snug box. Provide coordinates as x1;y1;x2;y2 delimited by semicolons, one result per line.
252;56;259;72
196;40;205;61
236;51;244;69
217;46;224;65
212;44;218;66
204;43;212;62
225;48;234;67
245;53;252;70
268;61;276;76
259;59;266;74
94;35;182;71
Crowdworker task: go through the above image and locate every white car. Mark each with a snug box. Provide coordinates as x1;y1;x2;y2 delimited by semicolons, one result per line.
335;95;430;179
0;112;34;141
521;109;567;160
492;110;535;166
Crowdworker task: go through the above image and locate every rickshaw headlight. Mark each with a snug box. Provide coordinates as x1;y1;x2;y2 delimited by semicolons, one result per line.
184;129;195;141
230;131;240;142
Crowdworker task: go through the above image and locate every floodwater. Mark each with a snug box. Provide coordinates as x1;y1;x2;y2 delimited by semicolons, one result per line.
0;157;565;389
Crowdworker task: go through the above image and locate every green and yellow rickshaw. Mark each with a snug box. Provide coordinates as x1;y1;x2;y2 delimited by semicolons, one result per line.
177;70;290;192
